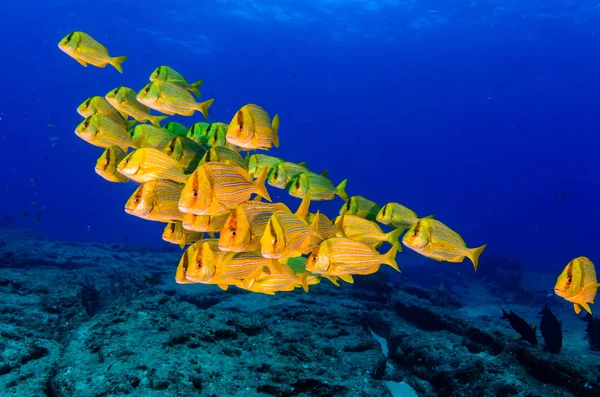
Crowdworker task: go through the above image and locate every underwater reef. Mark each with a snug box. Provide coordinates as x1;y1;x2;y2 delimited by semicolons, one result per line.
1;228;599;397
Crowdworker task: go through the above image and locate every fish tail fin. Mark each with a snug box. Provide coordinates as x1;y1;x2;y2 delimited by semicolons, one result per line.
272;114;280;147
151;115;168;127
383;243;400;272
196;98;214;120
190;79;204;96
469;244;487;271
335;179;348;201
254;168;271;202
109;55;127;73
300;273;309;293
385;227;405;246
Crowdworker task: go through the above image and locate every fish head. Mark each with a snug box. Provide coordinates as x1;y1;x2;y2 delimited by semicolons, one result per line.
186;242;217;282
554;258;583;300
181;213;200;231
95;146;117;176
226;108;253;146
58;31;81;54
376;203;394;225
77;97;97;118
402;220;429;250
219;208;252;252
260;215;287;258
75;116;99;141
150;66;168;82
125;183;154;217
162;221;180;243
117;149;142;177
267;164;288;189
342;197;359;216
137;82;160;105
247;155;260;175
306;246;331;273
175;247;193;284
105;87;124;105
288;174;309;198
178;169;211;214
188;122;210;143
164;137;184;161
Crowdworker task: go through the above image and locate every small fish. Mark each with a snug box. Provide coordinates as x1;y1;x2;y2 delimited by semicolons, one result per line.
247;154;283;178
6;185;12;190
219;201;291;252
178;240;235;286
34;213;41;224
377;202;431;230
181;211;231;234
288;172;348;201
186;122;211;145
31;201;38;205
21;212;30;218
77;96;130;127
333;214;403;248
204;122;241;151
124;179;184;222
49;137;59;141
150;66;204;97
199;147;247;170
47;124;56;129
163;121;189;137
226;104;280;150
583;314;600;351
402;219;486;271
30;178;37;185
340;196;381;222
75;115;134;152
500;308;537;345
554;256;599;315
137;80;214;119
162;221;203;248
106;86;167;126
58;31;127;72
539;304;562;353
306;238;399;283
178;163;271;216
242;261;308;295
281;256;339;287
267;162;310;189
117;148;188;184
162;136;206;173
95;146;129;183
130;124;175;149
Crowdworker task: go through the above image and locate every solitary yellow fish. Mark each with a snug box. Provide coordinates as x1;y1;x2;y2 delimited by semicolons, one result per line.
162;136;206;173
95;146;129;183
226;104;280;150
334;214;403;248
130;124;175;149
106;86;167;127
288;172;348;201
117;148;188;184
58;32;127;73
340;196;381;222
125;179;184;222
402;219;486;271
377;202;432;231
555;256;599;315
306;238;400;283
75;115;134;152
181;211;231;234
137;80;214;119
247;154;284;178
267;162;310;189
77;96;130;128
179;163;271;216
150;66;203;97
199;147;247;170
162;221;204;249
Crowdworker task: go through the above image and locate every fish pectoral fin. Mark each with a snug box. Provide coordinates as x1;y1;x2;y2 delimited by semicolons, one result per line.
217;283;229;291
339;274;354;284
579;301;593;315
179;243;185;249
75;58;88;67
574;303;582;314
324;276;340;287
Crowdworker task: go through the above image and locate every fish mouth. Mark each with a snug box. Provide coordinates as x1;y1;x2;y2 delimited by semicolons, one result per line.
178;202;189;213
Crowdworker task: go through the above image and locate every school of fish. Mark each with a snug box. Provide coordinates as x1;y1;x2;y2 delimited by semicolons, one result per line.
59;32;598;312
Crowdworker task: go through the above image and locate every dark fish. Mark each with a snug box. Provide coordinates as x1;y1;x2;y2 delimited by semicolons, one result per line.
34;213;42;224
539;304;562;353
21;212;30;218
582;314;600;351
501;308;537;345
143;273;164;285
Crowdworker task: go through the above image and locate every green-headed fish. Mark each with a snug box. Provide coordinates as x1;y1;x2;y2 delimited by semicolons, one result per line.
333;215;403;249
106;86;167;126
117;148;188;184
187;122;211;145
77;96;129;125
555;257;599;315
179;164;271;216
205;123;241;151
58;31;127;73
242;261;308;295
162;221;204;249
137;80;214;119
377;202;432;231
281;256;340;287
163;136;207;173
95;146;129;183
307;238;400;283
340;196;381;222
163;121;189;137
199;147;247;171
226;104;280;150
288;172;348;201
75;115;134;152
247;154;284;178
130;124;175;149
402;218;486;271
150;66;204;97
181;211;231;234
267;161;310;189
124;179;184;222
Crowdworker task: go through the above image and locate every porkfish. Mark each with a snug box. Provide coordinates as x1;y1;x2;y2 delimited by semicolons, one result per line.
377;202;433;231
137;80;214;119
163;136;207;173
150;66;203;97
287;172;348;201
226;104;280;150
179;240;239;289
242;261;308;295
199;147;247;170
75;115;134;152
130;124;176;149
125;179;184;222
333;214;403;249
95;146;129;183
402;219;486;271
58;31;127;72
554;256;599;315
106;86;167;127
162;221;204;248
117;148;188;184
267;161;310;189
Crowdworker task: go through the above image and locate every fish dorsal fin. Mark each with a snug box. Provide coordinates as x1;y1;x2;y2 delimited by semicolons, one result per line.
320;169;329;178
251;195;262;202
295;192;311;218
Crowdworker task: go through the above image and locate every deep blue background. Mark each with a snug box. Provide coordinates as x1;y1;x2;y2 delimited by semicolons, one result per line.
1;1;598;271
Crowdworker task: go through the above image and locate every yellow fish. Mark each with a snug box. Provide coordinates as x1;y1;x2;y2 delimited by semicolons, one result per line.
58;31;127;72
247;154;284;178
281;256;340;287
137;80;214;119
124;179;184;222
150;66;203;97
377;202;432;230
179;163;271;216
181;211;231;234
162;221;204;248
402;219;486;271
75;115;134;152
219;201;291;252
267;161;310;189
554;256;599;315
106;86;167;127
77;96;129;126
288;172;348;201
226;104;280;150
117;148;188;184
199;147;247;170
305;212;344;240
203;122;241;151
180;240;237;287
242;261;308;295
95;146;129;183
213;251;277;290
130;124;174;149
306;238;400;283
162;136;207;173
340;196;381;222
333;215;403;249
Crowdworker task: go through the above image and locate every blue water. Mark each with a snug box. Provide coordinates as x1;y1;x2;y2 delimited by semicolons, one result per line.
1;1;599;271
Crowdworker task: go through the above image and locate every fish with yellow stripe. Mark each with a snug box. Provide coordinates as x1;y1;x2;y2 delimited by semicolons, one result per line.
117;148;188;184
175;239;233;286
95;146;129;183
288;171;348;201
150;66;204;97
125;179;184;222
305;212;344;240
214;251;280;290
162;136;207;173
77;96;132;129
306;238;400;284
58;31;127;73
162;221;204;248
241;261;308;295
402;218;486;271
282;256;340;287
340;196;381;222
226;104;280;150
106;86;167;126
199;147;247;170
178;163;271;216
554;256;599;315
377;202;432;231
75;115;134;152
205;123;242;151
181;211;232;235
130;124;176;149
137;80;214;119
247;154;284;178
267;161;310;189
333;214;403;249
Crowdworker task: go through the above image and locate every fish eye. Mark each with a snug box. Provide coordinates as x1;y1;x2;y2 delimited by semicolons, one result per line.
192;190;198;198
84;119;90;128
271;236;277;245
567;276;572;284
312;256;317;262
144;86;150;94
65;33;73;43
134;197;140;204
84;99;91;108
412;231;417;237
171;223;176;232
295;179;300;188
230;230;236;237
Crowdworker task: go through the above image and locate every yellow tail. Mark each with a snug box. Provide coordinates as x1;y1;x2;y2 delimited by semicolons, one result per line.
336;179;348;201
383;243;400;272
385;227;405;247
109;55;127;73
469;244;487;271
190;79;204;97
253;168;271;202
196;98;214;120
272;114;280;147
